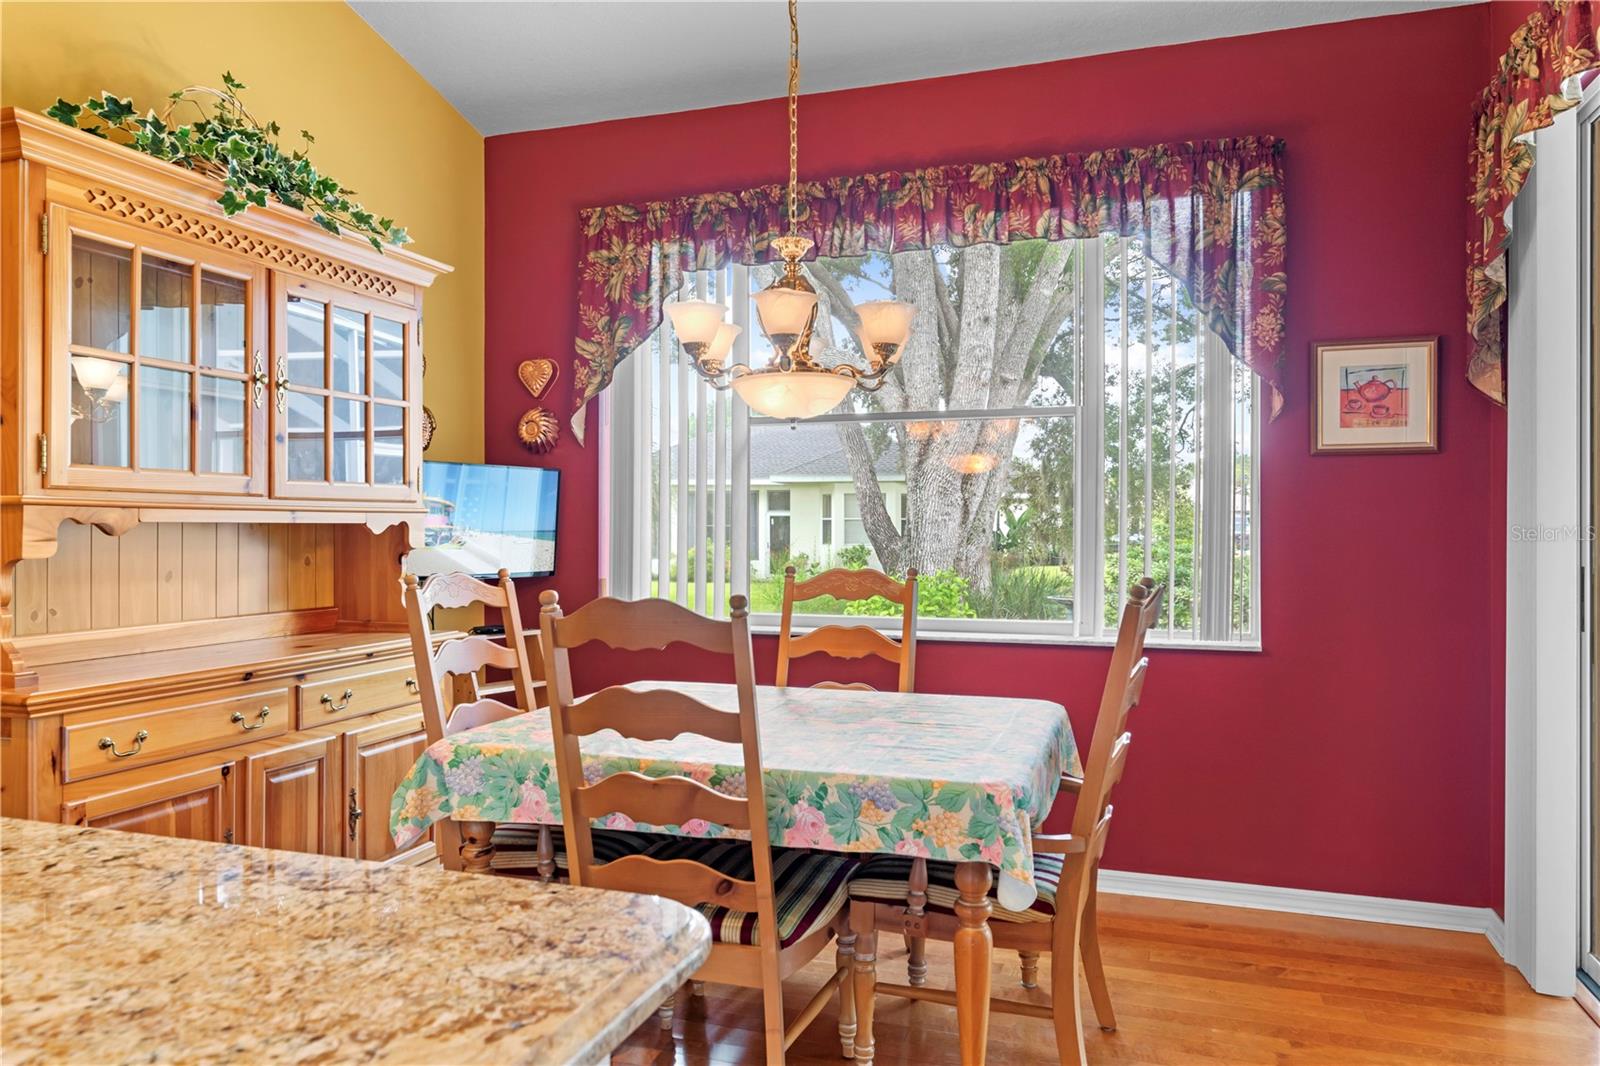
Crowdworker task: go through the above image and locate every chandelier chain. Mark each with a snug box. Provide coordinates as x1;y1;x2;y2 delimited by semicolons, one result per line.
787;0;799;234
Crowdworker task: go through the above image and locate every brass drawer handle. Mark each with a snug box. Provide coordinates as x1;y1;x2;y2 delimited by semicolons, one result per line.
320;688;355;713
348;788;364;842
405;677;419;694
231;706;271;732
99;730;149;759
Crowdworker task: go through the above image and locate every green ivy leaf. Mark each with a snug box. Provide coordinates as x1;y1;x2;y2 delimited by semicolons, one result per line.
300;129;315;144
221;70;246;92
217;189;247;214
45;98;81;126
222;134;254;163
96;93;135;124
311;212;342;235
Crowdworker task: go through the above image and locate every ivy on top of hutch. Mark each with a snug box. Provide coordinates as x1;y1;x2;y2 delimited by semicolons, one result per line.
45;73;410;252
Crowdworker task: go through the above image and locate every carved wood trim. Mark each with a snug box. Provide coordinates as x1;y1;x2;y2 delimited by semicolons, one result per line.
81;186;403;299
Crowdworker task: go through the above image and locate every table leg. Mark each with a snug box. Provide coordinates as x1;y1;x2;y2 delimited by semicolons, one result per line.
459;820;496;874
953;861;993;1065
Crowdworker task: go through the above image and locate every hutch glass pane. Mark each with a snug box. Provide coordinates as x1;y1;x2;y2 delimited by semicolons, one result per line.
286;391;325;480
372;402;404;485
285;296;325;387
200;271;247;372
139;254;192;362
372;317;404;400
138;365;191;470
70;238;131;353
331;307;366;394
198;375;247;474
332;398;366;483
68;357;129;466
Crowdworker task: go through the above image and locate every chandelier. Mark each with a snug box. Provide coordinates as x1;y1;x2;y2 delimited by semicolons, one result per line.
664;0;915;421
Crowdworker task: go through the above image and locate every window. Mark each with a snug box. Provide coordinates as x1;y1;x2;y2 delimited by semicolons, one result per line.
605;236;1259;645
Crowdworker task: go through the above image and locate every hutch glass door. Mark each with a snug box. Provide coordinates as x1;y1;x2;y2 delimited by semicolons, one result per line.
270;275;418;502
47;207;267;495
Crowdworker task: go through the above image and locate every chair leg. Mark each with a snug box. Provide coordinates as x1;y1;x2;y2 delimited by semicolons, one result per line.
906;935;928;987
906;856;929;986
1080;870;1116;1032
657;993;675;1032
1050;932;1088;1066
1019;950;1040;990
836;928;858;1058
535;824;556;883
851;901;878;1066
691;980;706;997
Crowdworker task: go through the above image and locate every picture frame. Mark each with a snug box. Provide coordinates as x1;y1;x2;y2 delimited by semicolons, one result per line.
1311;336;1438;454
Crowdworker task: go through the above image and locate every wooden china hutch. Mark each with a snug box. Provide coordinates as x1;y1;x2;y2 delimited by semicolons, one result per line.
0;108;451;864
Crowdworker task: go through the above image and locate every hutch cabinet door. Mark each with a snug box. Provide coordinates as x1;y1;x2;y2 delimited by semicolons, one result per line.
239;732;341;855
270;274;421;504
340;711;430;863
61;753;238;844
44;206;269;496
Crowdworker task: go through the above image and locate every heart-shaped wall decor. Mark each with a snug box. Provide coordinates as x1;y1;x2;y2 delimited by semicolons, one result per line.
518;358;559;399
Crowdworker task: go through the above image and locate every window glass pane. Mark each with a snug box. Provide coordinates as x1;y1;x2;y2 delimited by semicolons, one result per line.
332;398;366;483
198;375;246;474
372;402;404;485
767;489;791;512
749;417;1072;621
199;271;246;371
332;308;366;394
372;317;405;400
139;254;191;361
138;365;190;470
286;297;325;387
68;356;129;466
286;392;325;481
70;238;131;353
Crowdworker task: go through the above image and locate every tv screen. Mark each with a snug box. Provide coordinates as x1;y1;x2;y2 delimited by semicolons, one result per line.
407;461;559;580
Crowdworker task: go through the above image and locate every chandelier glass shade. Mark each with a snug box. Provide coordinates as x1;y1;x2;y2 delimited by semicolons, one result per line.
670;0;915;421
70;355;128;424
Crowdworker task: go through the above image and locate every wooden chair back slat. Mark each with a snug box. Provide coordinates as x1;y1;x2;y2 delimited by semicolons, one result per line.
785;624;904;664
814;680;875;692
538;591;783;971
432;635;521;678
404;569;540;745
572;771;752;831
776;566;919;692
550;596;735;654
1070;577;1163;844
417;570;509;612
585;854;762;912
563;686;743;745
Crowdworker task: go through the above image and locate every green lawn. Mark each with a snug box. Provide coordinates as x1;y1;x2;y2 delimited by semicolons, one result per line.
648;578;855;615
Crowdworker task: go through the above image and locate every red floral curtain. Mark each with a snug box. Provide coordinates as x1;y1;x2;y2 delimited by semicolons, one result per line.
1468;0;1600;403
573;136;1286;441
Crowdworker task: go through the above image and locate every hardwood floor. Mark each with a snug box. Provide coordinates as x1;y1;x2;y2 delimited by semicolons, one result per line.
610;894;1600;1065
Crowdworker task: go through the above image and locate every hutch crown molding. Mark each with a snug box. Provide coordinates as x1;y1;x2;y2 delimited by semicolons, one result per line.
1;107;452;864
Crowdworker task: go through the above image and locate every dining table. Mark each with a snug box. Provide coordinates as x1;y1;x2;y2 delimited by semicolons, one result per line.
389;681;1080;1065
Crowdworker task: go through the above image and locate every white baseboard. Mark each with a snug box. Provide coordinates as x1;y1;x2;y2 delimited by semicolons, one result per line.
1098;868;1506;956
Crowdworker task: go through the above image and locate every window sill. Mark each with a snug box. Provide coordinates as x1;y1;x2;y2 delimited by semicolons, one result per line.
747;620;1262;653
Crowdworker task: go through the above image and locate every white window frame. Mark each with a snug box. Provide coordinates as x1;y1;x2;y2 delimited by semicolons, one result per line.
606;245;1262;649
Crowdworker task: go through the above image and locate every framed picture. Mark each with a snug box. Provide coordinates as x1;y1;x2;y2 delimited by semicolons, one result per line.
1311;337;1438;454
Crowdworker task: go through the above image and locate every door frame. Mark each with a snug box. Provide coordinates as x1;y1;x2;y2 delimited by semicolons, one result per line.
1581;87;1600;991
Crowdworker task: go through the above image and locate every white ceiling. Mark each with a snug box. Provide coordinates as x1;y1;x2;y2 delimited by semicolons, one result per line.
352;0;1467;136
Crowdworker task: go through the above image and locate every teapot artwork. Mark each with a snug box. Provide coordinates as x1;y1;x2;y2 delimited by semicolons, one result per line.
1339;364;1409;430
1313;337;1437;454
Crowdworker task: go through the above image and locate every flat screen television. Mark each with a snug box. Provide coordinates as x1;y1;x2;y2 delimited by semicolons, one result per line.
406;461;559;580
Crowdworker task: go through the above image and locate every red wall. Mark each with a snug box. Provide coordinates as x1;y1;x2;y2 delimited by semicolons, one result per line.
485;5;1504;908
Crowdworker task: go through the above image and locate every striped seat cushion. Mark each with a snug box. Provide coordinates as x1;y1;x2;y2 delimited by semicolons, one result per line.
488;825;663;873
847;853;1067;925
641;838;858;948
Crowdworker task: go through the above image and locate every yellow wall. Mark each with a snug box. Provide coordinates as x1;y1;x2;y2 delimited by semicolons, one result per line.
1;0;484;462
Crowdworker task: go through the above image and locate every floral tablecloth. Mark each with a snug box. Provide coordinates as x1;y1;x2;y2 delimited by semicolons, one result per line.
390;682;1079;912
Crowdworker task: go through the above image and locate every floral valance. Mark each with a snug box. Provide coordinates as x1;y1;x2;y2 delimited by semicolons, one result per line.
1468;0;1600;404
574;136;1287;441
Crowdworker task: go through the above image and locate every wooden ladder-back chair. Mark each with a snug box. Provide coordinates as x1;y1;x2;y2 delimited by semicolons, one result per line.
776;566;919;693
404;570;656;880
540;591;860;1066
846;577;1165;1066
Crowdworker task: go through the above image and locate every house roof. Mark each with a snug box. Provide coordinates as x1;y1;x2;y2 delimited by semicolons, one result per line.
670;422;903;484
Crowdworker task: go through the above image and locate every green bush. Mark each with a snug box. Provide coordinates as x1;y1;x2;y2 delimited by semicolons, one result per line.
836;544;871;570
969;565;1073;620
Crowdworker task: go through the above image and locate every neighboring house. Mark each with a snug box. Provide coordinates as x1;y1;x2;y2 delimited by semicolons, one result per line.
670;422;906;578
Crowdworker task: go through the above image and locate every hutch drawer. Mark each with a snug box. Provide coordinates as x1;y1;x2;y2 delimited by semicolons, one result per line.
62;686;291;782
295;659;419;729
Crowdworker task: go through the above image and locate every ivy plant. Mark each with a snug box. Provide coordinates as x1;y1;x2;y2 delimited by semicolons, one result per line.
45;73;409;251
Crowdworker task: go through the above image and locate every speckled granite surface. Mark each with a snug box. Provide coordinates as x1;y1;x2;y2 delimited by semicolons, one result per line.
0;818;710;1065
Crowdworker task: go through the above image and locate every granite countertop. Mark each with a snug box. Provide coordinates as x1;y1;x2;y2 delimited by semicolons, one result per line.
0;818;710;1065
